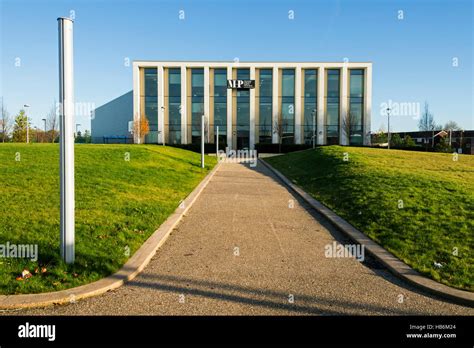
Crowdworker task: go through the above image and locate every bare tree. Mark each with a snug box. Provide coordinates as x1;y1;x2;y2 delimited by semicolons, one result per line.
418;102;441;149
342;111;358;146
444;120;461;131
418;102;439;131
272;117;291;153
0;97;12;142
47;101;59;143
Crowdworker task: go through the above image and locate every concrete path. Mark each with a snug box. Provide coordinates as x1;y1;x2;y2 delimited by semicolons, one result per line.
6;163;473;315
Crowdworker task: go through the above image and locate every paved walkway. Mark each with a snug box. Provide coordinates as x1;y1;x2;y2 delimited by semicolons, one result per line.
8;163;473;315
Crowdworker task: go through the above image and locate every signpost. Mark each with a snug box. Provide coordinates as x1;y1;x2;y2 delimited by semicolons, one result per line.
58;17;75;264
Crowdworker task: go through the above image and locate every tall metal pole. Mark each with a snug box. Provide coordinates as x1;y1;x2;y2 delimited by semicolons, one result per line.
312;109;316;149
387;107;391;150
216;126;219;157
24;105;30;143
58;17;75;264
42;118;47;143
161;106;166;146
201;115;205;168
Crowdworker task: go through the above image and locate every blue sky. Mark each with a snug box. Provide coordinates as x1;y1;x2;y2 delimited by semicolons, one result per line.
1;0;472;133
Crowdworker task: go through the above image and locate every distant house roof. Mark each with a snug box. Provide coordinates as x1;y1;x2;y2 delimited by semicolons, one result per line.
434;130;448;137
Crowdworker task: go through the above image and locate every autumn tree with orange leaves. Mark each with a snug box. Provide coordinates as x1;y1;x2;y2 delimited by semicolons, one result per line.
133;113;150;143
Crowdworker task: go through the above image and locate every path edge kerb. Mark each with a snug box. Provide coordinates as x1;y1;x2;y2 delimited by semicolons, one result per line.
0;162;221;310
259;158;474;308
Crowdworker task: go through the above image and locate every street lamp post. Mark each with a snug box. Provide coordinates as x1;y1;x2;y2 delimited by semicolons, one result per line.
312;109;317;149
24;104;30;143
75;123;81;138
201;115;205;168
386;107;391;150
216;126;219;157
42;118;47;143
161;106;165;146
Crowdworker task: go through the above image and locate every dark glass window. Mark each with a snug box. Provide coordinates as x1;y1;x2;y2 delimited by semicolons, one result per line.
304;69;317;98
214;68;227;98
168;68;181;145
143;68;158;143
236;68;250;149
144;68;157;97
281;69;295;144
327;69;340;98
145;97;158;131
282;69;295;97
192;68;204;97
213;68;227;145
348;69;364;145
168;68;181;97
326;69;340;145
191;68;204;144
259;69;272;143
349;69;364;98
303;69;317;144
259;69;272;97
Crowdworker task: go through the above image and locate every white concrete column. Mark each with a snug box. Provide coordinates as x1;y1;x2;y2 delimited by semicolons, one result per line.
180;65;187;144
294;67;302;144
249;66;256;149
226;66;233;149
364;66;372;145
157;66;164;144
340;65;349;145
272;67;279;144
132;63;140;144
317;66;325;145
204;66;210;142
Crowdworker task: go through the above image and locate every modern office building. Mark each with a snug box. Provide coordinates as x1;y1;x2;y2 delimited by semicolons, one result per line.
92;61;372;148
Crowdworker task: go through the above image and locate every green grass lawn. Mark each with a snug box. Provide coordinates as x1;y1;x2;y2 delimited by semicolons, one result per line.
0;144;216;295
266;146;474;291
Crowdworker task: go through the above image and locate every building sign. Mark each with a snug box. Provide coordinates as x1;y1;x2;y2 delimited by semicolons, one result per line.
227;79;255;89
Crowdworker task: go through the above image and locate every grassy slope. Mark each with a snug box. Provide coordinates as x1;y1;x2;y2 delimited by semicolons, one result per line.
266;146;473;291
0;144;216;295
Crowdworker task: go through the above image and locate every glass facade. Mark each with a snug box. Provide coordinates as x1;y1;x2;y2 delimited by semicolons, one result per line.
168;68;181;145
236;68;250;149
135;63;370;148
213;68;227;147
303;69;317;145
326;69;340;145
281;69;295;144
143;68;158;143
348;69;364;145
191;68;204;144
258;69;272;143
